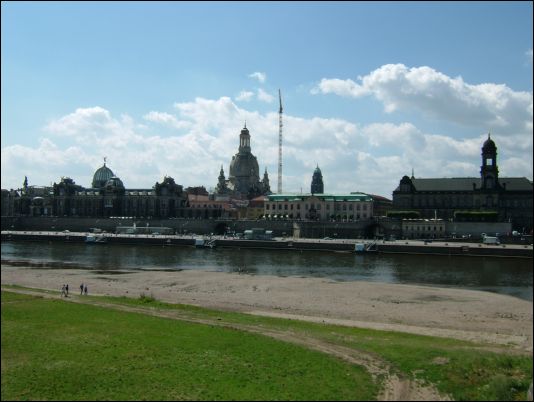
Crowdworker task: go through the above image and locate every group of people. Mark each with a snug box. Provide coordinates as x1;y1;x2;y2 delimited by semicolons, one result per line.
60;284;69;297
60;283;88;297
80;283;88;295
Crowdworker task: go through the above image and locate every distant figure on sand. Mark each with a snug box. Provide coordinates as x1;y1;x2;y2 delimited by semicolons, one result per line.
84;285;88;295
60;284;66;297
80;283;84;295
65;284;69;296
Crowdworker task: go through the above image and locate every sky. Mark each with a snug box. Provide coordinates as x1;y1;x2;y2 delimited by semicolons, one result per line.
1;1;533;198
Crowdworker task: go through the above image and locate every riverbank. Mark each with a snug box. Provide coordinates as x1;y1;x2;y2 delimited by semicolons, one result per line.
2;265;532;352
2;230;533;257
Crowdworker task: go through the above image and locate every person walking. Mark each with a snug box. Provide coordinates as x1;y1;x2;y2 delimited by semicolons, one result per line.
84;284;88;295
65;284;69;297
80;283;84;295
60;284;66;297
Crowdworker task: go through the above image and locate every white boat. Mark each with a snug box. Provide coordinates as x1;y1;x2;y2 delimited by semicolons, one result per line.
85;235;108;244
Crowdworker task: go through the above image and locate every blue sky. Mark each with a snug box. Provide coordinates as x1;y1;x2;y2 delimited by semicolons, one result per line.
2;1;532;198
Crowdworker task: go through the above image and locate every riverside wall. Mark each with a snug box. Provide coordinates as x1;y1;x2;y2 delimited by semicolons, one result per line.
2;230;532;258
0;216;382;239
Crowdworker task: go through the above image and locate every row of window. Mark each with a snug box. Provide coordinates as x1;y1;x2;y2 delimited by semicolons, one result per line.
404;226;444;231
266;203;369;211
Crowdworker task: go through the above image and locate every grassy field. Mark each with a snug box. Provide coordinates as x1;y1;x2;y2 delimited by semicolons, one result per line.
1;288;532;401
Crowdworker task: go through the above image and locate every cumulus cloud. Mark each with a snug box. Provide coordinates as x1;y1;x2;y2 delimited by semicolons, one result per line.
236;91;254;101
313;63;533;136
257;88;275;103
2;95;532;197
248;71;266;83
143;111;192;129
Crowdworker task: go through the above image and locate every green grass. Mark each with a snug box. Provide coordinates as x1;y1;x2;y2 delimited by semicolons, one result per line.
1;291;376;401
94;292;533;401
2;288;532;401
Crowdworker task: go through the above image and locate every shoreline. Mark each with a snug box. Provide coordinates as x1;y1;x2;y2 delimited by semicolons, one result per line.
2;231;532;258
2;265;532;352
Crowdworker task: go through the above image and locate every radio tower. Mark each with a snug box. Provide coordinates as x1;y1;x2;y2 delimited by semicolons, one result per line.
277;89;283;194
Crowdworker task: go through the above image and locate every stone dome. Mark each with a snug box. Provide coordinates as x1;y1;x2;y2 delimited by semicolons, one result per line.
105;176;124;189
92;163;114;188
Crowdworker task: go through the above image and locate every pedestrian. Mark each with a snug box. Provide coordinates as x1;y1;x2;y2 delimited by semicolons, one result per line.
65;284;69;297
84;284;88;295
60;284;66;297
80;283;84;295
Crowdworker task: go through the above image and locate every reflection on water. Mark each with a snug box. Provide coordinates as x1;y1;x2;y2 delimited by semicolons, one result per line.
2;241;532;301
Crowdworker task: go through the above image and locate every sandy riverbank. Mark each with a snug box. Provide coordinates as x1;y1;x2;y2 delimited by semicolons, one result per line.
2;265;532;351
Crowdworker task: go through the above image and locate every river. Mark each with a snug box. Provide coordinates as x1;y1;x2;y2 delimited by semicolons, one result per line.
1;241;532;301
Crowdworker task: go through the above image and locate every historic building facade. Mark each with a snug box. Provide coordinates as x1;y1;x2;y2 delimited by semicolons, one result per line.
264;193;373;221
392;135;533;232
216;124;271;199
2;161;189;219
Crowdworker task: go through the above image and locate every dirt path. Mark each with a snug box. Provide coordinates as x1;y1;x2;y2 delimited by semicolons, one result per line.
2;286;451;401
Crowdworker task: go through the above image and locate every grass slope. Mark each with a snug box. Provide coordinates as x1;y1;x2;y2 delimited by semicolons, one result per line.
1;291;375;401
2;288;532;401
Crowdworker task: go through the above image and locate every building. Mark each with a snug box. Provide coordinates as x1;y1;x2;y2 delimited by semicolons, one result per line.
402;219;446;239
310;165;324;194
264;193;373;221
3;161;189;219
392;135;533;232
218;124;271;199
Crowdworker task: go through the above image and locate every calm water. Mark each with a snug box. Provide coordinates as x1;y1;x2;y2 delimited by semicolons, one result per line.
2;241;532;301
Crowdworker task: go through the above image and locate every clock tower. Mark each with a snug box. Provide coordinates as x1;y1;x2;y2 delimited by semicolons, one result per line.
480;133;499;190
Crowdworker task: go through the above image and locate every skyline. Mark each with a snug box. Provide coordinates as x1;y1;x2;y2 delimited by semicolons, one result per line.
1;1;533;198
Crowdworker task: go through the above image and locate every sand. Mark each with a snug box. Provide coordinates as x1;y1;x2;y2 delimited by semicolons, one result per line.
1;265;532;352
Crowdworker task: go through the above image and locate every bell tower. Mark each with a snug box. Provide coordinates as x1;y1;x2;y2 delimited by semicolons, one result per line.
480;133;499;190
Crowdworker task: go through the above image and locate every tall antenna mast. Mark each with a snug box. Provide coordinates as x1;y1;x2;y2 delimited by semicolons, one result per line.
278;89;283;194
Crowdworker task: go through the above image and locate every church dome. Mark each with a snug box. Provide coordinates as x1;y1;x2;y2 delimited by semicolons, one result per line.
229;153;260;178
92;162;114;188
105;176;124;189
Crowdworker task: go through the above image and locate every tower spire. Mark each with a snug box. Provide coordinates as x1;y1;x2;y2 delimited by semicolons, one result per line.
277;89;283;194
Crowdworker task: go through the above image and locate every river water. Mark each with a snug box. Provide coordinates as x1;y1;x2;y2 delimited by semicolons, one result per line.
1;241;532;301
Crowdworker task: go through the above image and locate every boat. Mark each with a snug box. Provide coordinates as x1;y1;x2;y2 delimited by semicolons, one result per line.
355;241;378;253
195;238;216;249
85;235;108;244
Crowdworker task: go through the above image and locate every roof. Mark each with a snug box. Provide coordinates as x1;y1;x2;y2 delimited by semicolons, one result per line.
394;177;532;192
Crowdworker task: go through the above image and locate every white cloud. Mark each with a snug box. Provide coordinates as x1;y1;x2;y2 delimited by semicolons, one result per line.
143;111;192;129
257;88;274;103
2;96;532;197
249;71;266;83
313;64;533;137
526;48;533;64
236;91;254;102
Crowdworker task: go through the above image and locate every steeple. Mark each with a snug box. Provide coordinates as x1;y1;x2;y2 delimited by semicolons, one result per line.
262;167;271;194
216;165;229;194
480;133;499;190
311;165;324;194
239;124;251;152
